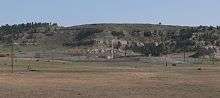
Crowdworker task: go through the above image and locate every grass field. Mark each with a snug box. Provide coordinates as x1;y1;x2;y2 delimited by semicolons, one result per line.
1;57;220;98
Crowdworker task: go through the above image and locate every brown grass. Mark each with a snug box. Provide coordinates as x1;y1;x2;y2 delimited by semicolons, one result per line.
0;58;220;98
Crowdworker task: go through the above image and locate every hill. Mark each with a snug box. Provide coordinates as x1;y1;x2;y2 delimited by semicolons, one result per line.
0;23;219;60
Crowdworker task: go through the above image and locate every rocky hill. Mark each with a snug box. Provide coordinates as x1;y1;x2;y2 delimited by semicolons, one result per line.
0;23;220;59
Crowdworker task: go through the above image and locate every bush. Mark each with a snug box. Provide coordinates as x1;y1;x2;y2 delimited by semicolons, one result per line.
172;64;177;66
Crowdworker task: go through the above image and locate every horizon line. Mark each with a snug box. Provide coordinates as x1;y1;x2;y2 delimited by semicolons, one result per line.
0;22;219;27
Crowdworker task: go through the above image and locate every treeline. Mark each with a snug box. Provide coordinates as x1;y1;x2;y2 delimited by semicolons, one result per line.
0;22;57;32
0;22;58;43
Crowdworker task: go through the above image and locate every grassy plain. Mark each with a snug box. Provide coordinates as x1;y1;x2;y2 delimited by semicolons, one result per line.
0;57;220;98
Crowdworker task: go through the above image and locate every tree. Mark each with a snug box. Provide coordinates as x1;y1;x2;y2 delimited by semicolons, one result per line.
176;28;195;62
191;46;217;64
159;22;162;25
207;47;216;64
217;26;220;30
160;31;168;66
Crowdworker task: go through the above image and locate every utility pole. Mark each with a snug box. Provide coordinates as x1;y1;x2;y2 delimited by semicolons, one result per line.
11;32;14;73
183;47;186;62
111;39;114;59
161;31;168;67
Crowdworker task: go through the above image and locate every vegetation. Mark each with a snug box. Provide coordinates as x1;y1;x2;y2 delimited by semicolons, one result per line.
0;23;219;58
0;22;58;44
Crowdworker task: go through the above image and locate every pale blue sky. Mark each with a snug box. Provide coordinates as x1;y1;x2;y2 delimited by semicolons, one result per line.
0;0;219;26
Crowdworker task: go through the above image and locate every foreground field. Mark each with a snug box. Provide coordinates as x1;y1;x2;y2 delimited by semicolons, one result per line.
0;58;220;98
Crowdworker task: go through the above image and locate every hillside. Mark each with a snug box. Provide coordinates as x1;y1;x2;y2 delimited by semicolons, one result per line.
0;23;220;60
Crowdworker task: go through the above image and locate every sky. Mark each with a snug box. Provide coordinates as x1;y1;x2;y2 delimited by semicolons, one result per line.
0;0;219;26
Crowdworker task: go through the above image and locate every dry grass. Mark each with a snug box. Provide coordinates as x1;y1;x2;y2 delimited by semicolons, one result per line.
0;57;220;98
